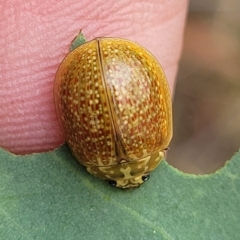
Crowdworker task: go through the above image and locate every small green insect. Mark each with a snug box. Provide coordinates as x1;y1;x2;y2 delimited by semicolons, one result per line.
54;31;172;189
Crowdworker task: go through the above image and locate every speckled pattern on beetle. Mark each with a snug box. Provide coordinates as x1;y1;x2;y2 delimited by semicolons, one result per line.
54;34;172;189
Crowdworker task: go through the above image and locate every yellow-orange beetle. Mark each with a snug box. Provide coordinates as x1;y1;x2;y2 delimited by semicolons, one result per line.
54;32;172;189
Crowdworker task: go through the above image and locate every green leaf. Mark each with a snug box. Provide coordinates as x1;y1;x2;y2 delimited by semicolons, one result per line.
69;30;86;52
0;144;239;240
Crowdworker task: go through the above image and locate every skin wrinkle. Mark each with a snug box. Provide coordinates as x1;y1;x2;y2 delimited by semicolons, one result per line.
0;0;188;154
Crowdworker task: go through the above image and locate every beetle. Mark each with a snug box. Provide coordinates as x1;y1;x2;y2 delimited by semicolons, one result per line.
54;32;172;189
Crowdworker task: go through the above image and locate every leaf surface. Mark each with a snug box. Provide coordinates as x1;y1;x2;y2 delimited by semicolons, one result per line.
0;145;239;240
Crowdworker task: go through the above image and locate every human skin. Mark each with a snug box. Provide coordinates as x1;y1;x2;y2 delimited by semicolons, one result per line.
0;0;188;154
